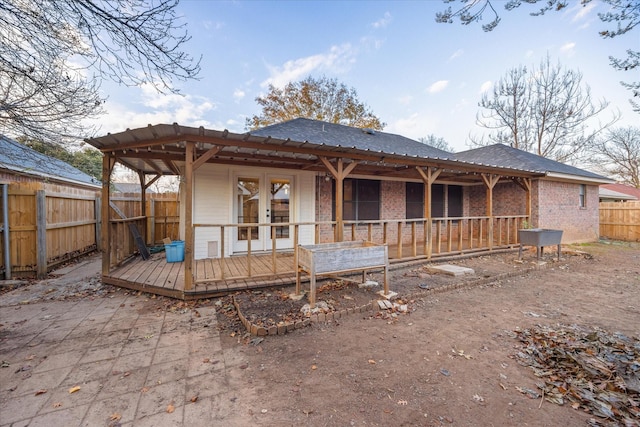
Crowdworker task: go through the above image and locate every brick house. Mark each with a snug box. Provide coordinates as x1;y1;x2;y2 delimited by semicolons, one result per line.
86;118;612;296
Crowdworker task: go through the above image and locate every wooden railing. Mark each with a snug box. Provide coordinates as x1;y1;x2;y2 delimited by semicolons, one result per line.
108;216;147;267
192;215;528;283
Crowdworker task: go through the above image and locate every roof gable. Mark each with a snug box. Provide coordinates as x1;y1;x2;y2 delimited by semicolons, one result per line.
0;135;100;188
250;118;453;159
453;144;610;181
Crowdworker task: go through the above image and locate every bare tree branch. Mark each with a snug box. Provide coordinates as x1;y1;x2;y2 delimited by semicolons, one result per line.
589;126;640;187
435;0;639;113
0;0;200;145
474;56;618;163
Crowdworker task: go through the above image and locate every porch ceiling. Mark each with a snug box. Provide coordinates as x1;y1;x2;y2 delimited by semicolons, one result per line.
85;123;545;184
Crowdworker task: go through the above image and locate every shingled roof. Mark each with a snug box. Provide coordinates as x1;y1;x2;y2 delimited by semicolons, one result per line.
0;135;100;188
453;143;612;182
250;118;453;159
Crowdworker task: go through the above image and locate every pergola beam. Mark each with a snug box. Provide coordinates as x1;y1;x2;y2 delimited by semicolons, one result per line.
320;157;359;242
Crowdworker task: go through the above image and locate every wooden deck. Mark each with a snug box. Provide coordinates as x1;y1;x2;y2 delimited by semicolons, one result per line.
102;238;518;300
103;251;300;300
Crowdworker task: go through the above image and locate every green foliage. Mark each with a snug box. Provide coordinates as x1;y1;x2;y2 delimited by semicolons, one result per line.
246;76;385;131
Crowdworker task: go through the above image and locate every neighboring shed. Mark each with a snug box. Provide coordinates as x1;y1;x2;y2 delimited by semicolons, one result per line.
600;183;640;202
0;135;102;278
112;182;156;194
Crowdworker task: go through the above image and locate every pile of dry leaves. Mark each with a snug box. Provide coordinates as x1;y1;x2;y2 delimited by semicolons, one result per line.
513;324;640;426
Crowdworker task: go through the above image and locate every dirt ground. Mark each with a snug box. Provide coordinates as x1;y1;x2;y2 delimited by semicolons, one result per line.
1;242;637;426
218;242;640;426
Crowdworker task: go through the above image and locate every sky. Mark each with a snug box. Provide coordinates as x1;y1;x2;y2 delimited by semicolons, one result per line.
90;0;638;153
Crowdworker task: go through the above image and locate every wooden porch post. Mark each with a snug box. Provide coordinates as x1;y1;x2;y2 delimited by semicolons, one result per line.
320;157;358;242
101;153;115;275
417;167;441;259
184;142;195;291
481;173;500;250
137;171;148;244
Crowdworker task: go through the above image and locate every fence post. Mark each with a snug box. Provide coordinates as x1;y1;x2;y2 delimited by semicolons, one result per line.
95;196;102;252
149;199;156;245
36;190;47;279
1;183;10;280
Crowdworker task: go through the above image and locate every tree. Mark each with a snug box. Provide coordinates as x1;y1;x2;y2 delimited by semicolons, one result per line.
419;135;455;152
435;0;639;112
246;76;386;131
1;0;200;144
589;126;640;187
473;56;615;163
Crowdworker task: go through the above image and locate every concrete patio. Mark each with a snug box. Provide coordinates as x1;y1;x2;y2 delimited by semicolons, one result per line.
0;255;253;426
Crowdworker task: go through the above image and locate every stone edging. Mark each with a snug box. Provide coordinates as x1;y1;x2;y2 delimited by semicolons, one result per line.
233;262;547;337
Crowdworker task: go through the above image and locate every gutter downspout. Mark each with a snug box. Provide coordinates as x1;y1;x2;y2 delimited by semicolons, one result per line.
1;183;10;279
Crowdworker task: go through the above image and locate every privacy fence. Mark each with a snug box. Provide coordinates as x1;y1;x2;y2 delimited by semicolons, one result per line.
0;184;179;279
599;201;640;242
2;190;636;279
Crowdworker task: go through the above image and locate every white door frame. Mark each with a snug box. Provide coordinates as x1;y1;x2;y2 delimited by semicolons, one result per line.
231;172;295;253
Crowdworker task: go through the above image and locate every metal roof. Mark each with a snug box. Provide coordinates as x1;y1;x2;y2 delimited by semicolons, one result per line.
86;121;554;185
454;143;611;183
0;135;101;188
85;119;608;185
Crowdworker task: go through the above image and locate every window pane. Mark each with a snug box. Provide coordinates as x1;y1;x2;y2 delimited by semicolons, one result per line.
357;179;379;201
406;182;423;203
343;201;355;220
343;179;354;201
358;201;379;220
406;182;424;219
406;203;423;219
237;177;259;240
448;185;463;217
432;184;444;217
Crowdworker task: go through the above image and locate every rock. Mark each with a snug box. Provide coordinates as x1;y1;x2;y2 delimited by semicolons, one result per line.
358;280;379;289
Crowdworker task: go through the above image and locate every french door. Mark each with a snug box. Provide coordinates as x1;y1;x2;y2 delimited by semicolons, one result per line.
233;174;293;253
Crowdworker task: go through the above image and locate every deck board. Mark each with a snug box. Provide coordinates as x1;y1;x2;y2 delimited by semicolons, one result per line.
102;238;516;300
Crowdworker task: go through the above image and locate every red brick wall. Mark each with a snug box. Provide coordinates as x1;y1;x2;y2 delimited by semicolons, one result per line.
314;176;600;244
468;181;528;216
533;180;599;243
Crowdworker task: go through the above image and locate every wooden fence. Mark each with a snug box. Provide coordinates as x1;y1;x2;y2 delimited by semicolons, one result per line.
0;185;180;279
599;201;640;242
110;192;180;245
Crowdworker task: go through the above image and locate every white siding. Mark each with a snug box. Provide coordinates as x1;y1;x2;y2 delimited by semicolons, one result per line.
191;164;316;259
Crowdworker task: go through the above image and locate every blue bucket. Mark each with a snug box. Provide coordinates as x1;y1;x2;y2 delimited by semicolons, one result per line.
165;240;185;263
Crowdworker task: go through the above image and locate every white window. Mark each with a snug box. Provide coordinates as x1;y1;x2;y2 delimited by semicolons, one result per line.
579;184;586;208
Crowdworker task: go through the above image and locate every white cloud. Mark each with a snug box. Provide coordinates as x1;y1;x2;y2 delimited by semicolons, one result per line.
449;49;464;61
388;112;439;140
261;44;356;88
89;84;217;133
560;42;576;56
233;88;246;101
479;81;493;94
360;35;385;50
397;94;413;105
571;1;597;22
372;12;392;29
202;20;224;31
427;80;449;94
